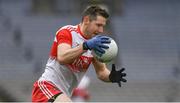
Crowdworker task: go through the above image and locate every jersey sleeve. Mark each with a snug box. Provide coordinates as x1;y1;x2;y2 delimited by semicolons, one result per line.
56;29;72;46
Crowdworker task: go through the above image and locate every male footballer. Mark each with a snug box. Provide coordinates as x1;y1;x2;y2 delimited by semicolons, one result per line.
32;5;127;102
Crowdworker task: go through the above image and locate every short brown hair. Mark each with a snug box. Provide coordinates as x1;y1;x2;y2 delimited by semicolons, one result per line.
81;5;109;21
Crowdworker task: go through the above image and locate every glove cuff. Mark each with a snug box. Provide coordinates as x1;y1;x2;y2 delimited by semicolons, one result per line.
109;73;113;83
83;42;89;50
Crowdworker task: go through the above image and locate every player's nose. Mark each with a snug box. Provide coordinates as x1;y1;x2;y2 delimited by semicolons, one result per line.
98;27;104;33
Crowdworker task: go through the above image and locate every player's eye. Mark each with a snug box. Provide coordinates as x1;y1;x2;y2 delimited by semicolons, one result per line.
96;24;104;28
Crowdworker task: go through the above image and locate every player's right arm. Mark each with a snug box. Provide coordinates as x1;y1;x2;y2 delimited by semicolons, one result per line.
56;30;110;64
57;43;85;64
55;28;86;64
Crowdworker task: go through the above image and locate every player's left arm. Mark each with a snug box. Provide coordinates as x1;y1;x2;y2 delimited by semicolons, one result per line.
92;58;127;87
92;57;110;82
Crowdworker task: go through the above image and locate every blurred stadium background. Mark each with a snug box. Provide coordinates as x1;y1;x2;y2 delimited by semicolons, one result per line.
0;0;180;102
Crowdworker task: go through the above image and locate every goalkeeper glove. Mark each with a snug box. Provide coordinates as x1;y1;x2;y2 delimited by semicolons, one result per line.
83;35;111;55
109;64;127;87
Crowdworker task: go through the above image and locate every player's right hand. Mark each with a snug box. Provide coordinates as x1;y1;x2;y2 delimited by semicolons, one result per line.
83;35;111;54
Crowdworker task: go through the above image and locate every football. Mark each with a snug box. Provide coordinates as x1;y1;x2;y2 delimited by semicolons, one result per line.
93;37;118;63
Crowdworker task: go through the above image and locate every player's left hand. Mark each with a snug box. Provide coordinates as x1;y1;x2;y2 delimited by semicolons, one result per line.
109;64;127;87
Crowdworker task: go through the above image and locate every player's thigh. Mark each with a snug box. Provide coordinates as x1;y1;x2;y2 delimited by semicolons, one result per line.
54;93;72;102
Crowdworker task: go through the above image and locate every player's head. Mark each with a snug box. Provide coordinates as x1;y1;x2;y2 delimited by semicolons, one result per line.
82;5;109;22
81;5;109;38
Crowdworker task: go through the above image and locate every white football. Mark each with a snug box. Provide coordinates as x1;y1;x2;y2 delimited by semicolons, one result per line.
92;37;118;63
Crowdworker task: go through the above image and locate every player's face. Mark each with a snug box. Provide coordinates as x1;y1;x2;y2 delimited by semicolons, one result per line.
86;15;107;38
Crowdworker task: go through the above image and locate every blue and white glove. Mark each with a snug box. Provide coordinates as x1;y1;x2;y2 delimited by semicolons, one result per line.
83;35;111;55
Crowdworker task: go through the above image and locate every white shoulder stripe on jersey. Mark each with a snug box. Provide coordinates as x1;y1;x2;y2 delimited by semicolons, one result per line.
55;25;77;35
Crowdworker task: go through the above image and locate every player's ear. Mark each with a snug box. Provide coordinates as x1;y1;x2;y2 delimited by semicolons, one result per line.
83;16;90;25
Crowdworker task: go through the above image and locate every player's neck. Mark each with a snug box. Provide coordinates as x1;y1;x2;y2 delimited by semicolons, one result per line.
79;23;89;39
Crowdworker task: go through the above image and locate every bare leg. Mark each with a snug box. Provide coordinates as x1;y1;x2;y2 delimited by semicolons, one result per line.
54;93;72;102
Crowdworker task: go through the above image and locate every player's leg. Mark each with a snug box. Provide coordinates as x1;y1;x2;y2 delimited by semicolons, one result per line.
53;93;72;102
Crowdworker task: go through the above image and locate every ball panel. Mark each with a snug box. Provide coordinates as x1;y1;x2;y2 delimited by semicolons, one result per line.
92;37;118;63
